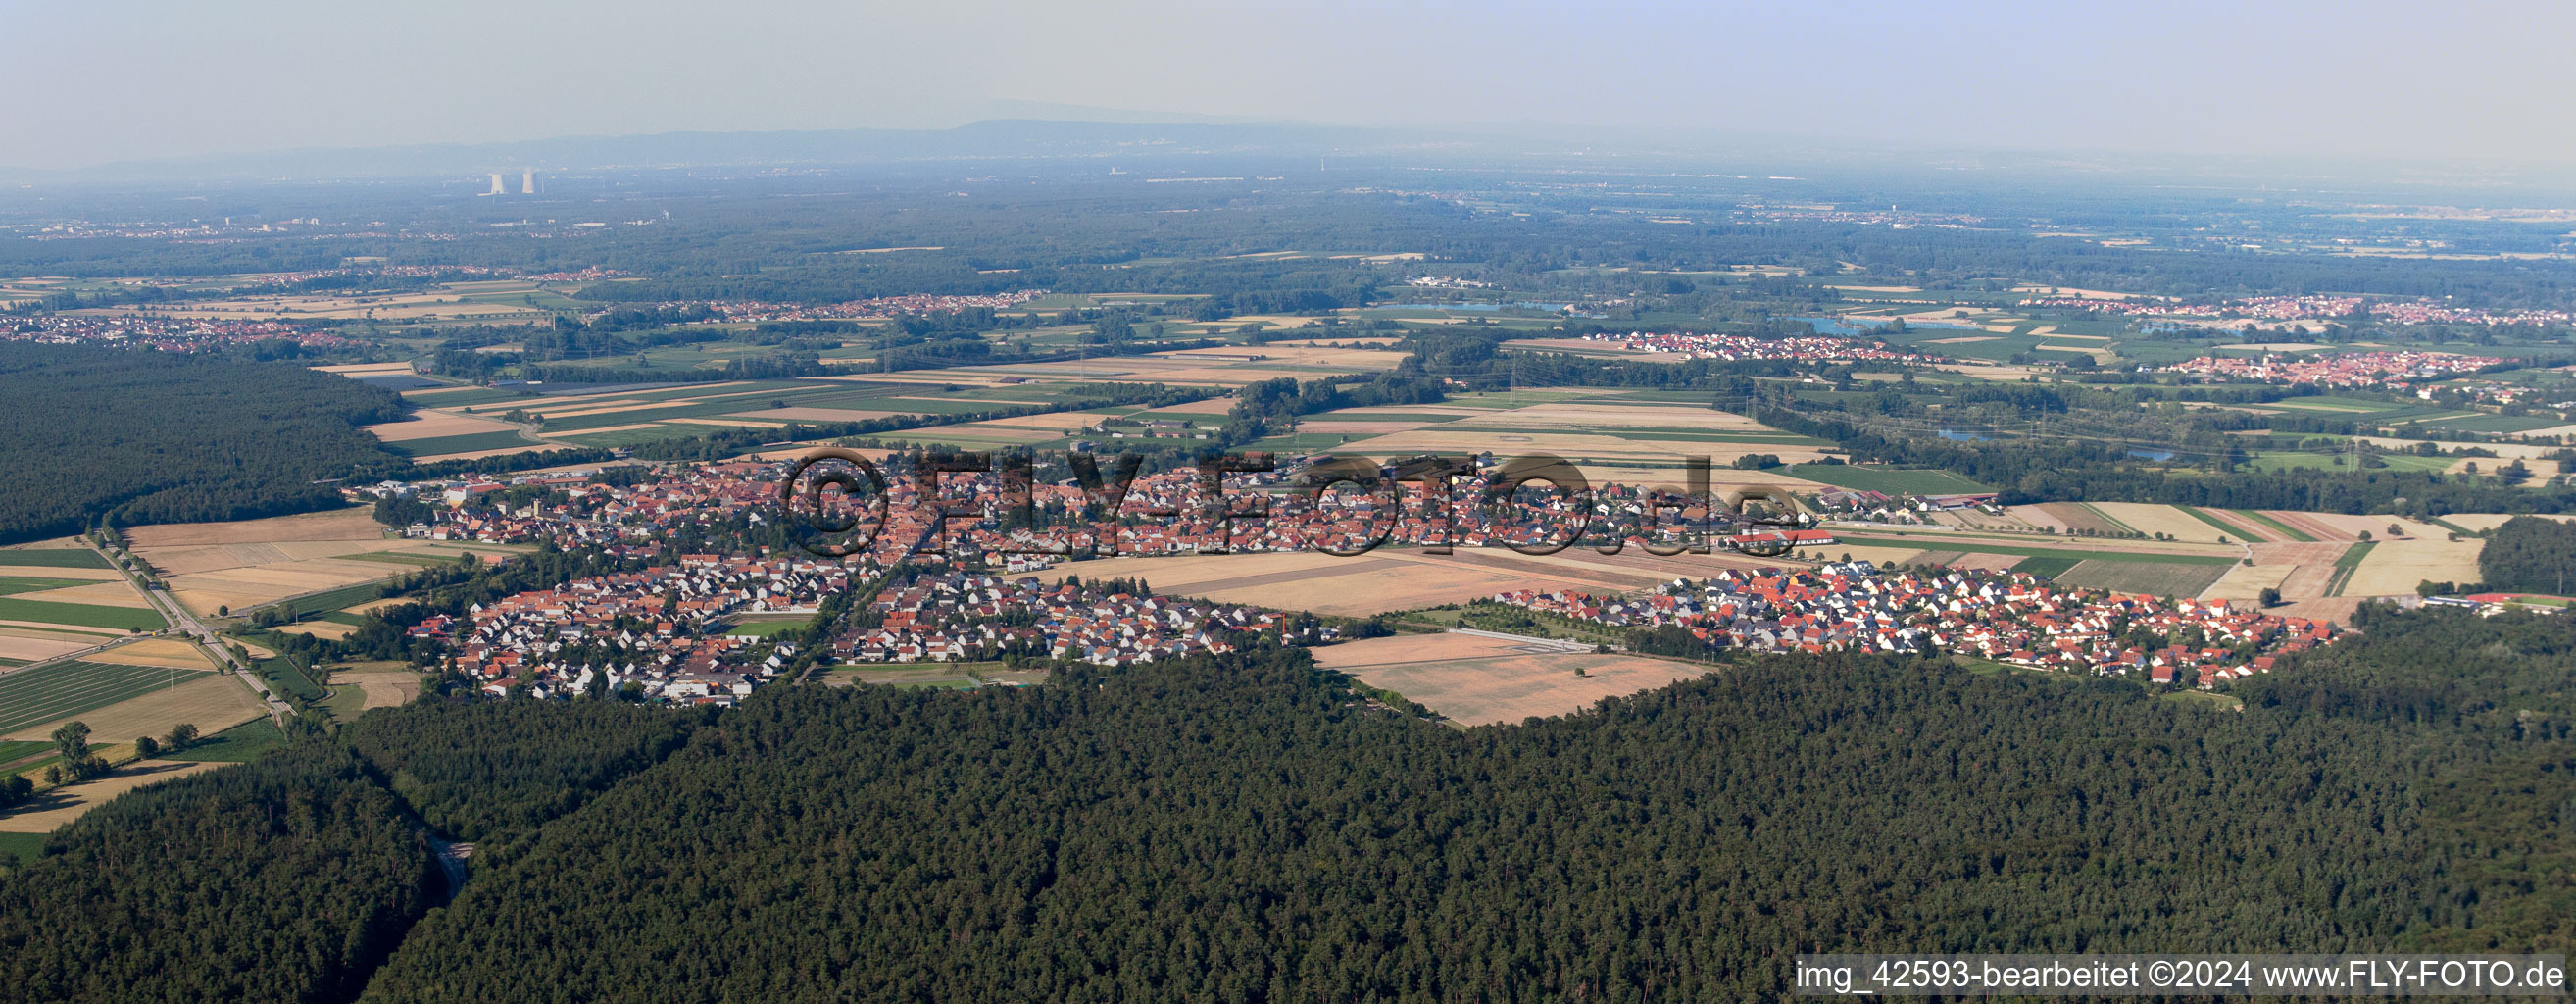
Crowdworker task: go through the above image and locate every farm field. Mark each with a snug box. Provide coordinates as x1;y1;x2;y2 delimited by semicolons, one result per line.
2343;536;2484;597
1263;393;1841;483
0;597;164;632
326;664;421;713
0;760;233;833
1784;465;1991;494
1826;531;2240;566
0;550;111;570
0;661;222;738
0;632;98;664
123;507;507;618
1313;632;1712;726
2048;560;2232;598
407;376;1226;454
87;638;218;671
157;718;286;763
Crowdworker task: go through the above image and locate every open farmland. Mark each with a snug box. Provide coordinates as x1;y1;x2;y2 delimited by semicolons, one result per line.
328;664;421;713
0;660;220;738
0;597;164;632
415;376;1218;452
1274;394;1839;482
2343;536;2484;596
87;638;218;671
2048;560;2232;598
1313;632;1712;726
123;507;501;618
0;550;112;570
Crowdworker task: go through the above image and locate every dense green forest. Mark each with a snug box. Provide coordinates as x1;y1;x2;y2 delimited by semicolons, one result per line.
2478;516;2576;593
0;702;701;1004
0;344;407;543
1;609;2566;1001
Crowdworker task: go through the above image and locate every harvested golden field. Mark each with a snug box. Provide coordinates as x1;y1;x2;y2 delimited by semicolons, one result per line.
2345;538;2484;597
126;509;429;618
125;507;385;548
2201;562;2298;601
0;633;94;662
2442;513;2576;532
1473;402;1769;430
1;674;264;745
88;639;217;671
331;668;421;710
274;621;358;639
362;410;521;442
2091;503;2238;544
1150;397;1240;415
0;761;233;832
1316;633;1712;726
3;582;151;608
1312;631;1532;667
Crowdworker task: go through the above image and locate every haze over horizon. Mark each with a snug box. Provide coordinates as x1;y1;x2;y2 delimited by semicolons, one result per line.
7;0;2573;173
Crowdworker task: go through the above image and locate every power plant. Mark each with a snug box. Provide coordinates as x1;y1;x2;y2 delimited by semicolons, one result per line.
477;169;540;196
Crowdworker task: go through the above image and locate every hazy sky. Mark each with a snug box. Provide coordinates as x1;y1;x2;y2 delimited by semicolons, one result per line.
5;0;2571;170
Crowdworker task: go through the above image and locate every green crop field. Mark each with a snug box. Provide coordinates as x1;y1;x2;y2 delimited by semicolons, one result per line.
2009;555;2083;578
0;577;95;597
159;718;285;763
0;661;211;735
0;739;51;765
2325;541;2376;597
0;597;165;631
251;656;324;705
266;582;393;618
723;618;812;638
2049;560;2231;598
2244;451;2452;475
0;550;111;570
1785;465;1992;494
2408;413;2564;433
0;831;45;865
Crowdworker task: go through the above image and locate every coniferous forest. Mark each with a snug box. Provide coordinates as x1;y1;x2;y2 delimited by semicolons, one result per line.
0;607;2566;1002
0;344;406;543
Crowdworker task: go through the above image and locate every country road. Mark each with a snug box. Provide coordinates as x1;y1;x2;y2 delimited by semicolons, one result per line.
89;542;294;724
